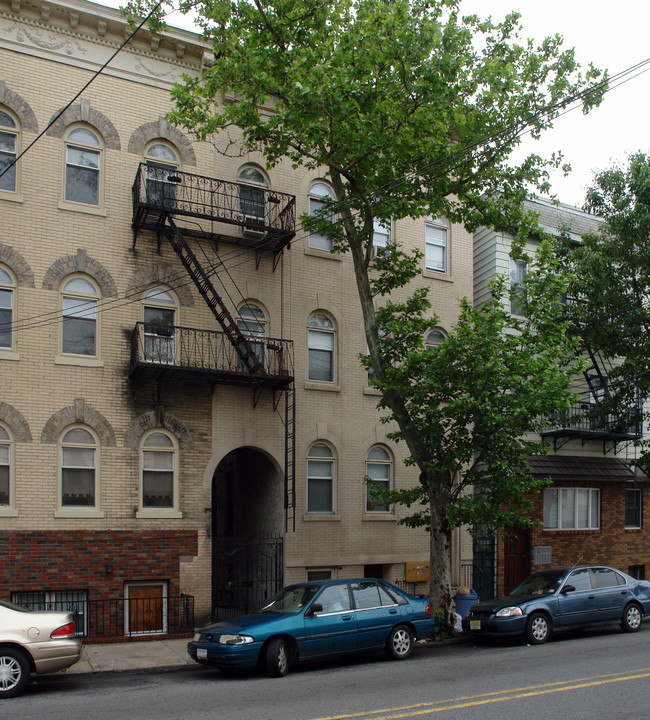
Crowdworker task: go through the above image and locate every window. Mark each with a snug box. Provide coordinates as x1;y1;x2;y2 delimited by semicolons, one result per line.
308;313;335;382
65;127;102;206
425;330;445;350
510;257;527;316
0;109;18;193
315;584;351;613
372;217;391;256
237;302;266;370
0;267;15;349
425;217;449;272
238;167;267;237
141;431;177;510
350;580;397;609
61;277;98;356
591;567;625;588
145;142;180;210
366;446;392;512
625;488;642;529
307;443;334;513
143;288;176;364
0;425;11;506
12;590;88;637
566;568;592;592
308;182;335;250
307;569;333;581
543;488;600;530
60;427;97;508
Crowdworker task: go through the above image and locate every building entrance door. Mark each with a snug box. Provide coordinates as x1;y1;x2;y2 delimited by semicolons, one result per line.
503;528;530;595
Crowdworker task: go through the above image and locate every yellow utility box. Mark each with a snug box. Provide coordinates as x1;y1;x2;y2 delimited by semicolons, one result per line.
405;562;430;582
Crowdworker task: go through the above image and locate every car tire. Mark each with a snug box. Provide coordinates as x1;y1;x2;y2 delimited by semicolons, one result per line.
0;647;31;699
525;612;551;645
265;637;289;677
621;603;642;633
385;625;413;660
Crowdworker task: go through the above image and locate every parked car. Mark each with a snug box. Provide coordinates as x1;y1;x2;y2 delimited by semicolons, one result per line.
188;578;435;676
0;600;82;698
462;565;650;644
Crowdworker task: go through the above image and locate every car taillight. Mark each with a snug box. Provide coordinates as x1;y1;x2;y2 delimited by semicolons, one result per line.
51;622;75;639
425;605;431;616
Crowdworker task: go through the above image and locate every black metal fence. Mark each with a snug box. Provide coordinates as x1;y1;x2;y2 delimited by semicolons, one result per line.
13;594;194;640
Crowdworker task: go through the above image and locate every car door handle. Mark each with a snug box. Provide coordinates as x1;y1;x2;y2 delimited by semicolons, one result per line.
342;616;353;622
621;590;629;595
588;595;595;599
389;609;397;614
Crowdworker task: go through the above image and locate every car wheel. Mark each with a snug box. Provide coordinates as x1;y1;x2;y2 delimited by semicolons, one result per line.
525;612;551;645
0;647;31;699
265;638;289;677
386;625;413;660
621;603;642;632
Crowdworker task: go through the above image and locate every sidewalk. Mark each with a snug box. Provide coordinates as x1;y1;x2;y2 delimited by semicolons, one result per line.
68;637;195;675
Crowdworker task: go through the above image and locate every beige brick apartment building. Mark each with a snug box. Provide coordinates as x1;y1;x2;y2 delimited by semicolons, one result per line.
0;0;473;636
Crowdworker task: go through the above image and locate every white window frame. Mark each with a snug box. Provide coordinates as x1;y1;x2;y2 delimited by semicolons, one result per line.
543;487;600;530
307;442;335;514
58;426;100;515
372;217;391;257
625;487;642;529
308;182;336;250
237;302;266;371
144;141;180;211
143;287;177;365
0;266;15;350
61;276;99;358
425;329;445;350
64;126;103;207
308;313;336;383
0;107;19;194
425;217;449;273
366;446;392;513
0;423;15;516
509;257;527;316
137;430;181;519
238;166;267;237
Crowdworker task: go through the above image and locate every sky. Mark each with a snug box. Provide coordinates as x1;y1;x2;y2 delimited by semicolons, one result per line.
104;0;650;209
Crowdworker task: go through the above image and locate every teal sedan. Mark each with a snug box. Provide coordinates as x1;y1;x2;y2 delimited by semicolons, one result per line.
188;579;435;676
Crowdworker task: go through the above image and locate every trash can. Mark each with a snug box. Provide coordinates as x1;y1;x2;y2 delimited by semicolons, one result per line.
454;589;479;619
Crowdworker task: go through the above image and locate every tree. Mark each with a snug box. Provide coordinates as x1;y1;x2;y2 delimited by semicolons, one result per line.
560;152;650;466
124;0;605;626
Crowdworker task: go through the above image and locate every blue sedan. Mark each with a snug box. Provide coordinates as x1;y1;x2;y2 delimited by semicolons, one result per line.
462;565;650;644
188;579;435;676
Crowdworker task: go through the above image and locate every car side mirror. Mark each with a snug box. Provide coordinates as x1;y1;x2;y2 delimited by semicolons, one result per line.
309;603;323;616
561;585;576;594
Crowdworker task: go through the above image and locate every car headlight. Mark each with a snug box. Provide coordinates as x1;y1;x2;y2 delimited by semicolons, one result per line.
218;634;255;645
495;606;523;617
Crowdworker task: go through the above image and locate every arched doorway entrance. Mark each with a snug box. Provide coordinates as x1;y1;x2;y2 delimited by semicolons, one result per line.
211;448;284;620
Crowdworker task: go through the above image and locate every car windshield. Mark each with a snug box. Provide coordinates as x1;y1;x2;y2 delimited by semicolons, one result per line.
259;584;321;614
510;570;567;596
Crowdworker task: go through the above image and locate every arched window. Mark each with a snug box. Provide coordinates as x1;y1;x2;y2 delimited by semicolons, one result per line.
0;108;19;193
425;330;445;349
307;443;335;513
61;277;98;357
64;126;103;206
0;266;15;349
425;216;449;273
143;287;177;364
237;302;266;370
140;431;177;510
145;142;180;210
308;182;336;250
60;427;97;508
238;166;267;237
308;313;335;382
0;424;12;507
366;446;392;513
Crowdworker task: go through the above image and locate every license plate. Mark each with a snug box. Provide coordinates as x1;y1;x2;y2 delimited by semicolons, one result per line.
197;648;208;660
470;620;481;630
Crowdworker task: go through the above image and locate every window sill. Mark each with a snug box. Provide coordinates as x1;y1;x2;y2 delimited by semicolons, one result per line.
0;191;24;203
362;513;396;522
304;247;340;261
363;386;381;396
0;349;20;361
55;508;105;519
136;509;183;519
303;513;340;522
55;355;104;368
58;201;107;217
0;508;18;517
422;269;452;282
304;381;340;392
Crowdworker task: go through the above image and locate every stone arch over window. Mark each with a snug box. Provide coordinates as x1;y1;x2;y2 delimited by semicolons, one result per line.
0;401;32;442
124;410;193;450
0;84;39;133
128;119;196;166
42;250;117;297
126;264;194;308
41;399;115;446
0;244;35;288
45;101;120;150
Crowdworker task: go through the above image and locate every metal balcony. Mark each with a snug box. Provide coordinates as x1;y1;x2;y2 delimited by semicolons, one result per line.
129;322;294;390
132;164;296;254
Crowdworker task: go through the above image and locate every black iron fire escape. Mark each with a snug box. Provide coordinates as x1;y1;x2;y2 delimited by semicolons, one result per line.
131;164;296;529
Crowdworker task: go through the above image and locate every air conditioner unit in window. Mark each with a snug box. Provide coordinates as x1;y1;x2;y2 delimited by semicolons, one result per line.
240;215;265;239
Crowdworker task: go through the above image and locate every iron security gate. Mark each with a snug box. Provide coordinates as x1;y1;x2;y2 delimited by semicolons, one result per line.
212;535;283;621
472;530;497;601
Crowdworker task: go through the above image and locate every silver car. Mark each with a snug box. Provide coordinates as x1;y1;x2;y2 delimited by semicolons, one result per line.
0;600;82;698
